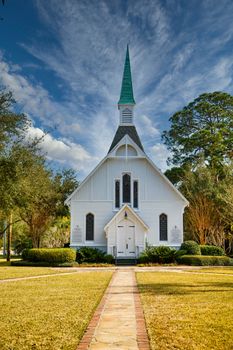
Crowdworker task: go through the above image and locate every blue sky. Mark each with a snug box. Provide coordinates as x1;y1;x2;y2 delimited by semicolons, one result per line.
1;0;233;179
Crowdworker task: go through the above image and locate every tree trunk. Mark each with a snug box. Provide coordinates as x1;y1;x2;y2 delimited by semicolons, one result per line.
6;213;13;262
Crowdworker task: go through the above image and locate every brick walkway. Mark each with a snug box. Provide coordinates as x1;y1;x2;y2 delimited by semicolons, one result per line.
77;269;150;350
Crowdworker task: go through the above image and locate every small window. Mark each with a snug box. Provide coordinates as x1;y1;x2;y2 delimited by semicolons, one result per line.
115;180;120;208
86;213;94;241
133;181;138;208
123;173;131;203
159;213;168;241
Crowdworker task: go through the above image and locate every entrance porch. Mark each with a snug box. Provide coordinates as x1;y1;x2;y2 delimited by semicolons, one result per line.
104;204;148;259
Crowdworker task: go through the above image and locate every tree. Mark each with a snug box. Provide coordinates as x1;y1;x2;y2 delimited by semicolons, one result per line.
180;164;232;248
0;90;29;151
53;169;78;217
0;90;30;259
164;166;186;186
14;148;58;248
162;92;233;171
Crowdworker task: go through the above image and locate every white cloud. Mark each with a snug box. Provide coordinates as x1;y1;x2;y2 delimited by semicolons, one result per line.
137;115;160;138
149;143;171;172
26;126;97;174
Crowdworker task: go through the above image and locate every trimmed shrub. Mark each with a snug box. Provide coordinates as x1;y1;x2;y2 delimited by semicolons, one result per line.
104;254;115;264
76;247;106;263
200;245;225;256
138;246;176;264
11;260;78;267
175;249;187;260
22;248;30;260
138;251;150;264
155;246;176;263
180;241;201;255
177;255;233;266
26;248;76;263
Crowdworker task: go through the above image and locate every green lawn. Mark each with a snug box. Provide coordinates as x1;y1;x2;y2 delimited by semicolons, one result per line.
189;267;233;275
0;264;76;280
0;271;112;350
0;256;21;266
137;271;233;350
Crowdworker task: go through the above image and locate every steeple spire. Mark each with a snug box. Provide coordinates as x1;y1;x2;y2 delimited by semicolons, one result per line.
108;45;143;153
118;45;136;106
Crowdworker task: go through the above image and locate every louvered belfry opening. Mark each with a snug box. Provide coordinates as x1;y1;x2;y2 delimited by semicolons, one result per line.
122;108;133;124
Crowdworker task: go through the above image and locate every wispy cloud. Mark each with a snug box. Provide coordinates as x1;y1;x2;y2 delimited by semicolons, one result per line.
27;126;96;175
2;0;233;178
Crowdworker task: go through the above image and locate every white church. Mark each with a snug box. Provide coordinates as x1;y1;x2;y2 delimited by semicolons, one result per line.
65;47;188;259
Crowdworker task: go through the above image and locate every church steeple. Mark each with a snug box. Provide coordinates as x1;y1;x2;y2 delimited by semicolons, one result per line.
118;46;135;125
118;45;136;106
108;46;144;153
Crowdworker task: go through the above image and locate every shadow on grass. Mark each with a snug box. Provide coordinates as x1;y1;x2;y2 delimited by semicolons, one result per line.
138;282;233;296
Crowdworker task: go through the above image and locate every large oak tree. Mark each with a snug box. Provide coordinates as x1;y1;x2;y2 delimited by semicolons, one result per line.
162;91;233;171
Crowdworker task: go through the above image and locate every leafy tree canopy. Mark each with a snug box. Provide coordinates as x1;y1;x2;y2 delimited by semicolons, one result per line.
0;90;29;152
162;91;233;171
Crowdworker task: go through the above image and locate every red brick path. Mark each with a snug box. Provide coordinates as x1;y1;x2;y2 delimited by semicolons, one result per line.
76;269;150;349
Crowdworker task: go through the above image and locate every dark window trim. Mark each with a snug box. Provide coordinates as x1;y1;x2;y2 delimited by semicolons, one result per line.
115;179;120;209
122;173;131;204
86;213;94;241
133;180;138;209
159;213;168;241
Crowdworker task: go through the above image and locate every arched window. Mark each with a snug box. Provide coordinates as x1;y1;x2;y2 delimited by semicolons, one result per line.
86;213;94;241
123;173;131;203
159;213;168;241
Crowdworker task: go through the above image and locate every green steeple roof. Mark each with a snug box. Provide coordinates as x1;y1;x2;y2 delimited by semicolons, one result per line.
118;45;136;105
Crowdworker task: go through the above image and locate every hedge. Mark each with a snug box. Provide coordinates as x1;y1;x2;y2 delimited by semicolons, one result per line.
200;245;225;256
138;246;176;264
180;241;201;255
23;248;76;263
76;247;114;264
177;255;233;266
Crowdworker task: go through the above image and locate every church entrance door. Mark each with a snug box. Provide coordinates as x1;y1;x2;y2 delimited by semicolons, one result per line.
116;219;136;257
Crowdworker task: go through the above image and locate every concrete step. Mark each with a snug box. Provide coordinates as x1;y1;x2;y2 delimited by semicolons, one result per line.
115;258;137;266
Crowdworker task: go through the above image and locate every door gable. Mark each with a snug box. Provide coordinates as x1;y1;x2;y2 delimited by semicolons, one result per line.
104;204;148;236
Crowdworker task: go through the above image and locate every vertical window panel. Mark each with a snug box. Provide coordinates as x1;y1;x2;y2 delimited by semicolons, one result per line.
159;213;168;241
86;213;94;241
115;180;120;208
133;181;138;208
123;174;131;203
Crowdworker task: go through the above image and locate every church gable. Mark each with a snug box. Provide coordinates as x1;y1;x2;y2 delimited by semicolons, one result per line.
108;125;144;153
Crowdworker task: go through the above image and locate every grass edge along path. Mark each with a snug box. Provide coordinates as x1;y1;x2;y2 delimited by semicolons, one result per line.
0;266;80;280
0;271;113;350
137;271;233;350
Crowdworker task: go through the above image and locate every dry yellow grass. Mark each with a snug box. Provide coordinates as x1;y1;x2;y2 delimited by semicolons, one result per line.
137;271;233;350
0;265;76;280
0;271;112;350
189;267;233;275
